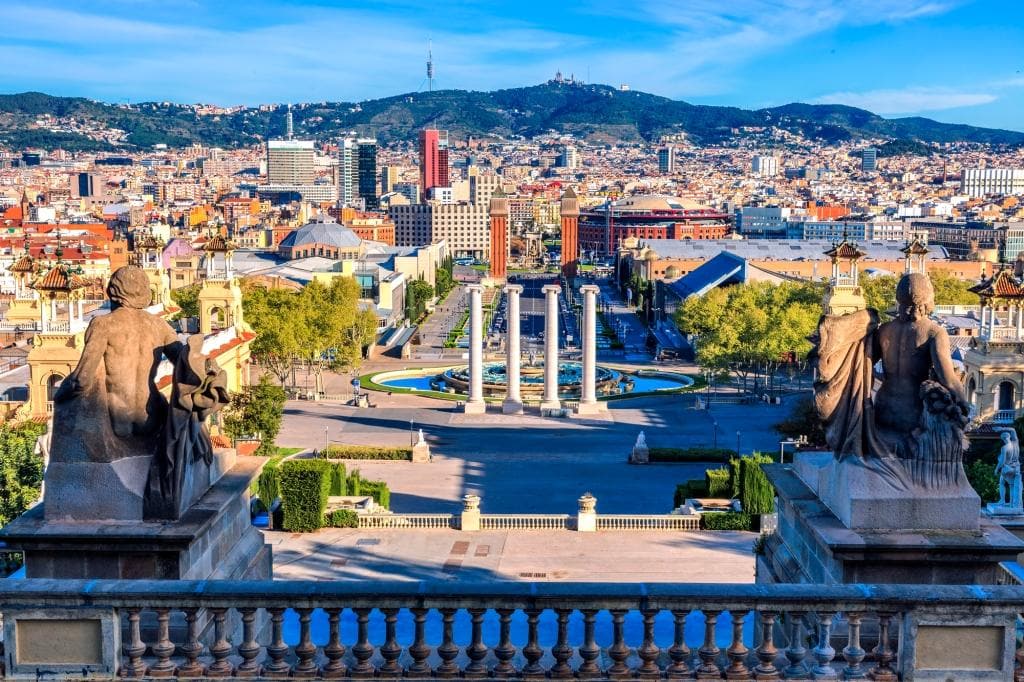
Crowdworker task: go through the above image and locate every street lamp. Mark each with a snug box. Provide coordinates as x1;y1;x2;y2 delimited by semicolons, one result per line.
410;419;415;446
712;421;719;449
324;426;329;454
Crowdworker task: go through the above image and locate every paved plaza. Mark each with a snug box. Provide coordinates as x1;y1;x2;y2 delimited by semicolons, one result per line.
270;527;756;583
278;391;792;514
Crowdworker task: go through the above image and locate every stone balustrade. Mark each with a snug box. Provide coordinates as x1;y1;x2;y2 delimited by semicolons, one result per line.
352;511;704;532
1;580;1022;679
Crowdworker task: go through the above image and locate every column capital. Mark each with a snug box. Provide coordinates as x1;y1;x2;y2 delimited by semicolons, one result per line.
542;284;562;295
504;284;524;294
579;284;600;296
466;283;484;294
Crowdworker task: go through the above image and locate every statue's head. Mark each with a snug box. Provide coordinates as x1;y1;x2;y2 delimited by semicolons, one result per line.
107;266;153;310
895;272;934;321
1003;432;1013;444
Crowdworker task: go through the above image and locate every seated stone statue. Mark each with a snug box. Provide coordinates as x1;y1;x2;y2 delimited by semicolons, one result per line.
813;272;970;490
46;265;230;521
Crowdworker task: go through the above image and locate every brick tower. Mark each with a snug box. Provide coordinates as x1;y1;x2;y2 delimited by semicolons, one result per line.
489;187;508;281
560;186;579;277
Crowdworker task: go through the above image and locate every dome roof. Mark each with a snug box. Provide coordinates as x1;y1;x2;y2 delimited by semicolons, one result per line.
280;221;362;251
33;264;86;292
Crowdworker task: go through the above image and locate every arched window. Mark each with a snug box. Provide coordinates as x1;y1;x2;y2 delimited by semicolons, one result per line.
209;306;227;331
998;381;1015;411
967;377;977;406
47;374;65;401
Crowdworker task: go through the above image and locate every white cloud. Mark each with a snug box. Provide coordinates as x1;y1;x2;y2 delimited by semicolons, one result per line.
812;88;997;114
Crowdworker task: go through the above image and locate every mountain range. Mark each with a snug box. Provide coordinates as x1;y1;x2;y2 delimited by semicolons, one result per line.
1;82;1022;152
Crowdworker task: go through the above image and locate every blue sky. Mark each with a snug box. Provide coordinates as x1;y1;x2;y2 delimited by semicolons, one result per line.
2;0;1023;130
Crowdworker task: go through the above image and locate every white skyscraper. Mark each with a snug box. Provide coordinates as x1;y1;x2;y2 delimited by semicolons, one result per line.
658;145;675;174
752;155;779;177
336;138;358;205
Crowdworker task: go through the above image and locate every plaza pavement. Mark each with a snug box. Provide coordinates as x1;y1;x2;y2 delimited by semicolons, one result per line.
269;527;756;583
277;391;794;515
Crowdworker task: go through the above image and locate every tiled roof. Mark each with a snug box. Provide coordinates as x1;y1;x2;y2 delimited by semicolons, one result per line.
824;240;866;260
9;255;34;273
969;267;1024;299
901;239;930;255
204;235;237;252
32;264;86;291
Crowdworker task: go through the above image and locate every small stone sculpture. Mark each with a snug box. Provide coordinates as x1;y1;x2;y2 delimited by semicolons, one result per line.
813;272;970;489
417;428;426;446
996;429;1022;510
635;431;647;450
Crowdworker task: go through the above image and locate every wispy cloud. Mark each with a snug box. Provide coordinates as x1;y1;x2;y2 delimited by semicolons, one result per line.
812;88;997;114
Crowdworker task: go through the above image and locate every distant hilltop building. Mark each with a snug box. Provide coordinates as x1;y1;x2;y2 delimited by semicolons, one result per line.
961;168;1024;198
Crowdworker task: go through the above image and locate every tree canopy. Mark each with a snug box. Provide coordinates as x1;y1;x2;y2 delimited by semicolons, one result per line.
222;375;288;456
860;270;978;316
243;278;377;387
0;422;48;528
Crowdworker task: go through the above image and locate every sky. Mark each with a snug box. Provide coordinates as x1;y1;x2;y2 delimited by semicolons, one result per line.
1;0;1023;130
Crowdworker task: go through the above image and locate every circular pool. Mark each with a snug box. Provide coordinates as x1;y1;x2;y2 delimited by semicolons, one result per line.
373;362;693;400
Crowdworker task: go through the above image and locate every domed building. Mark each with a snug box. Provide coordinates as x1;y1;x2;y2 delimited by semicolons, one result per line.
579;194;731;256
277;220;369;261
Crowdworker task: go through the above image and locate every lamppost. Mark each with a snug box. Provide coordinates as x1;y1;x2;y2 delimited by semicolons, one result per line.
409;419;415;446
324;426;329;454
712;420;719;449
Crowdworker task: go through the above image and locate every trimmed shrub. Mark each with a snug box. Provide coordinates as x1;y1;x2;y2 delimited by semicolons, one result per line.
360;479;391;509
348;469;362;495
740;454;775;515
256;460;282;509
705;468;731;498
728;457;742;498
326;509;359;528
649;447;737;463
700;512;753;531
330;462;347;496
966;459;999;503
322;445;412;461
673;479;708;508
279;460;333;532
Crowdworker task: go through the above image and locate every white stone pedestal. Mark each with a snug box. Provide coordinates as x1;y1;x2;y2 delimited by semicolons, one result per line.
462;401;487;415
502;399;523;415
575;401;606;416
630;446;650;464
460;494;481;531
576;493;597;532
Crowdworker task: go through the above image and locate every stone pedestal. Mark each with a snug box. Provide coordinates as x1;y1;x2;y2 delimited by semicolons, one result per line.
629;446;649;464
0;455;271;581
411;441;431;463
758;457;1024;586
460;494;481;532
576;493;597;532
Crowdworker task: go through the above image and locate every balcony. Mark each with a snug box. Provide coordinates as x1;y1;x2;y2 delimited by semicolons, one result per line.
1;579;1022;679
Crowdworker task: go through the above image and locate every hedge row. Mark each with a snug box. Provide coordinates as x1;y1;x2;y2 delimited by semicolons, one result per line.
326;509;359;528
322;445;412;461
348;470;391;509
705;468;731;498
674;479;707;508
279;460;332;532
740;454;775;515
700;512;752;531
649;447;738;463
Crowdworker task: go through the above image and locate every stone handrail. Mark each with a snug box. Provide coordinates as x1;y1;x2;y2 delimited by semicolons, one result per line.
358;513;455;529
479;514;572;530
1;579;1022;679
596;514;701;531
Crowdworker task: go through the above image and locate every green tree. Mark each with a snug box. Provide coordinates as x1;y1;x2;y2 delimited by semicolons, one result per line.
243;285;305;386
0;422;48;528
406;279;435;323
222;375;288;456
169;283;201;320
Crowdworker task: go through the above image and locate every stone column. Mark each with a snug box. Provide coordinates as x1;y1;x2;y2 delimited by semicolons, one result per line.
460;494;481;532
577;284;602;415
541;284;562;412
503;284;524;414
463;284;486;414
1016;304;1023;340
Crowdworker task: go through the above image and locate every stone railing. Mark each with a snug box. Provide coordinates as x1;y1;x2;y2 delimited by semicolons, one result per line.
358;513;456;529
1;579;1022;679
596;514;701;531
479;513;572;530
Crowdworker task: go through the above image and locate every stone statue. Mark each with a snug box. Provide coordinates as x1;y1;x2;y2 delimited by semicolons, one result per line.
417;428;426;446
46;266;229;521
635;431;647;450
813;272;970;489
996;429;1022;510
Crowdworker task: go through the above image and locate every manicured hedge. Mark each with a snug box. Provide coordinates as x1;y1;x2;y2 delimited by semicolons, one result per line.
740;454;775;515
279;460;332;532
700;512;752;531
649;447;738;463
705;468;731;498
322;445;412;461
330;462;347;496
728;457;742;498
350;471;391;510
326;509;359;528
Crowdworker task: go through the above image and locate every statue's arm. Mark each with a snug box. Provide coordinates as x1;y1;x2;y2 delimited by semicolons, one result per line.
54;320;105;401
161;325;184;363
931;328;968;408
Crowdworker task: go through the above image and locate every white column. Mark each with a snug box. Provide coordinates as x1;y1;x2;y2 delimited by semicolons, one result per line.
1016;304;1023;340
463;284;486;414
503;284;524;414
577;284;602;415
541;284;562;411
226;252;234;279
206;254;214;278
990;304;997;337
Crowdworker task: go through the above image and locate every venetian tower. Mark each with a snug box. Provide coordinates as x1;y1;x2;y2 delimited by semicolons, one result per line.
488;187;508;283
198;235;243;335
5;239;41;325
822;237;867;316
560;187;580;278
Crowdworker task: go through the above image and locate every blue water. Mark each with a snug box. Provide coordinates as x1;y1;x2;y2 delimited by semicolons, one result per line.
282;607;758;651
377;373;691;396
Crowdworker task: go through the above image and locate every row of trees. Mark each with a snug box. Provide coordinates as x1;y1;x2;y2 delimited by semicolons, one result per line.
243;278;377;391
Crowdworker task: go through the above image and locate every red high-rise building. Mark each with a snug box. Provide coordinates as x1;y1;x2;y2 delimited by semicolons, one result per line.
560;187;580;277
489;188;508;280
419;128;450;196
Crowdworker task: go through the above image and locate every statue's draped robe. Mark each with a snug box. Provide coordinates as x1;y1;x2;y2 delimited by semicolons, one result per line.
143;337;230;520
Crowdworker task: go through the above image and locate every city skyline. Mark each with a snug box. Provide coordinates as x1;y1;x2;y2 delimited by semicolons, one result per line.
1;0;1023;131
